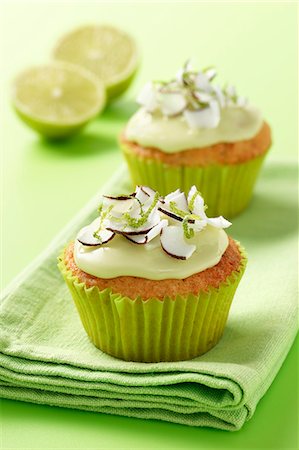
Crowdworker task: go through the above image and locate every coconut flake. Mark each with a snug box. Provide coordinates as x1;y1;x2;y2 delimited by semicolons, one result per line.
193;91;213;104
237;96;248;107
213;85;226;108
188;186;205;216
160;225;196;260
165;191;189;211
188;218;207;233
137;63;248;130
194;72;212;92
205;68;217;81
158;206;183;222
206;216;232;229
159;92;187;116
103;194;133;201
135;192;158;218
136;82;158;112
120;188;154;221
163;189;181;202
104;197;136;219
224;85;238;105
176;60;194;84
175;67;185;84
184;100;220;129
135;185;156;204
106;212;159;234
134;185;150;204
77;227;115;247
107;208;160;235
107;223;155;236
225;85;237;98
141;186;156;197
125;219;168;244
158;190;189;222
187;186;231;229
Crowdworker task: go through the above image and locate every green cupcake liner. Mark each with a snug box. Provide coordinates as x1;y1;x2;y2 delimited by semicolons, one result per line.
58;246;247;363
121;143;268;217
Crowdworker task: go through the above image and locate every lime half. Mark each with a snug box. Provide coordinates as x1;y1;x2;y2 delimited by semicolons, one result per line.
12;63;106;138
53;25;139;101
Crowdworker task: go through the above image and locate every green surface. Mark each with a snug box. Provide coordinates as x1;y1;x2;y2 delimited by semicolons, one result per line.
0;2;298;449
0;165;297;433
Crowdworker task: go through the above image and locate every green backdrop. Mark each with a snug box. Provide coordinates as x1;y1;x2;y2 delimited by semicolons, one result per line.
0;2;298;449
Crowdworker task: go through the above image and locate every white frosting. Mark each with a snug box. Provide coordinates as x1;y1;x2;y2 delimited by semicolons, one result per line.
124;105;263;152
74;219;229;280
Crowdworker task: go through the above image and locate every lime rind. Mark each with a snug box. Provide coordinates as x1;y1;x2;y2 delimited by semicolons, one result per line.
52;24;139;101
12;62;106;138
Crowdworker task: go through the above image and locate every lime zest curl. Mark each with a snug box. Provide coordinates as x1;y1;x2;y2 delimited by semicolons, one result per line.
182;216;195;240
94;190;160;232
188;188;200;213
93;204;114;239
123;191;159;228
78;185;231;260
169;201;189;219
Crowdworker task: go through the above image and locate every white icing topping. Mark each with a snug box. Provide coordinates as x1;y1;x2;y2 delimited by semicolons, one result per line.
73;186;231;280
125;62;263;151
125;105;263;152
74;224;229;280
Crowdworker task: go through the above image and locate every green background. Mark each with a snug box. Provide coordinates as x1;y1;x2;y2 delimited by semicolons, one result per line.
0;2;298;449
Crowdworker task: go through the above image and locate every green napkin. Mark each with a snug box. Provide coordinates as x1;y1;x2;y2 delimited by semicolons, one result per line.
0;163;297;431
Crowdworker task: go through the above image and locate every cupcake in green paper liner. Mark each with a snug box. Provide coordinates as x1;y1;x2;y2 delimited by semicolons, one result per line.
119;61;272;218
58;185;247;363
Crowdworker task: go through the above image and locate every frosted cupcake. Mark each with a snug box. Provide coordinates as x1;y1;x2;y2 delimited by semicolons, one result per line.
120;62;271;217
58;185;246;362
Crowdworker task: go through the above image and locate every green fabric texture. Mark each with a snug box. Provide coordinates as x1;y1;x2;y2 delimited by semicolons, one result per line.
0;164;297;431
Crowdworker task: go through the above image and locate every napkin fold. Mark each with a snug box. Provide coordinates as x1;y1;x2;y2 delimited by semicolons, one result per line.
0;164;297;431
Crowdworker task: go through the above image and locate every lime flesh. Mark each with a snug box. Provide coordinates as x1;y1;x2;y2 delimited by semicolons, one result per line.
53;25;139;100
12;63;106;138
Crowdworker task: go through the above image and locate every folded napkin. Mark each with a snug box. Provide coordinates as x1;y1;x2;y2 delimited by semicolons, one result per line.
0;163;297;431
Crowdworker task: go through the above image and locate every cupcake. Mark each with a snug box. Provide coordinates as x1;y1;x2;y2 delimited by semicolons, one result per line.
120;62;272;217
58;185;246;362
